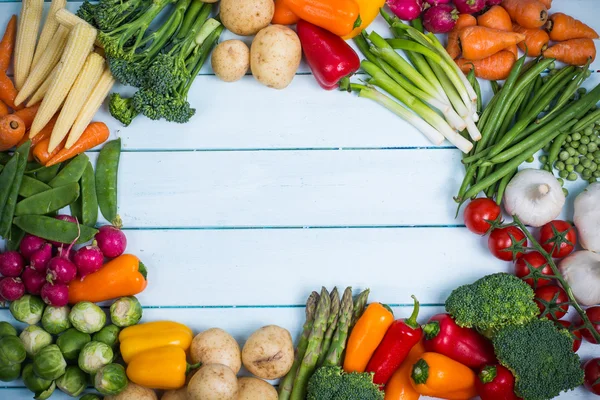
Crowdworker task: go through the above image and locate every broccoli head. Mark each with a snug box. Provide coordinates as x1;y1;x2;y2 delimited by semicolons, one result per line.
132;88;195;123
493;319;584;400
109;93;139;127
445;273;539;333
307;366;384;400
76;1;99;27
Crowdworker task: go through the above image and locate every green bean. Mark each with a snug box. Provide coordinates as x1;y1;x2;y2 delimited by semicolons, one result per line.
48;154;89;188
539;63;591;124
517;76;540;120
547;131;569;170
573;108;600;132
0;155;19;219
467;69;482;115
6;225;25;251
13;215;98;245
523;66;575;115
81;162;98;227
19;176;51;198
0;142;30;237
496;168;517;206
36;164;62;183
96;139;121;224
491;80;500;95
498;83;531;139
456;164;477;202
15;182;80;216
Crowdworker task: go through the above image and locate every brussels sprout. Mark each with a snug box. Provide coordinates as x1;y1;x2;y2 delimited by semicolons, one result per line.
0;363;21;382
57;328;92;360
69;302;106;334
0;335;26;365
110;297;142;327
19;325;53;358
33;344;67;380
92;325;120;348
10;295;45;324
80;394;103;400
78;341;113;374
56;365;88;397
0;321;17;338
36;382;57;400
22;363;53;393
42;306;72;335
94;363;127;395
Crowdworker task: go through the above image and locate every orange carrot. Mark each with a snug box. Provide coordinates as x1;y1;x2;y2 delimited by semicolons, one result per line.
546;13;599;41
13;104;40;130
513;24;550;57
477;6;518;57
33;137;65;166
538;0;552;8
543;38;597;66
17;115;58;160
0;100;8;118
272;0;299;25
0;71;22;110
456;51;516;80
446;14;477;59
459;26;525;60
46;122;110;166
502;0;548;29
0;114;25;151
0;15;17;72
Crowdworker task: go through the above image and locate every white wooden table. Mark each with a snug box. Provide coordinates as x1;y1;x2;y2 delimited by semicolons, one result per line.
0;0;599;398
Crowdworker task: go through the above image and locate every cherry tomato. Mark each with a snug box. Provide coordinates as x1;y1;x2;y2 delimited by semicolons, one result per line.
488;226;527;261
514;251;554;289
539;220;577;258
534;285;569;320
464;198;501;235
581;306;600;344
584;358;600;395
557;320;582;352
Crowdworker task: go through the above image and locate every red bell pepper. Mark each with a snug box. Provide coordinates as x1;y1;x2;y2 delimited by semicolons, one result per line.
423;313;496;369
296;19;360;90
365;296;422;386
476;364;522;400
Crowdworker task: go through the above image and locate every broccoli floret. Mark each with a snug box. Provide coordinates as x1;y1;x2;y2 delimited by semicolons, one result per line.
445;273;539;333
76;1;99;27
493;319;584;400
93;0;149;31
109;93;139;127
132;88;195;123
307;366;384;400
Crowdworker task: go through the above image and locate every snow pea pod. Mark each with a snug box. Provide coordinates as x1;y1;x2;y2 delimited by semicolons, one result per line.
81;162;98;227
49;154;89;188
19;176;51;198
96;139;121;224
0;142;31;237
15;183;80;216
36;164;61;183
0;153;10;165
6;226;25;251
13;215;98;245
70;196;83;224
0;155;19;219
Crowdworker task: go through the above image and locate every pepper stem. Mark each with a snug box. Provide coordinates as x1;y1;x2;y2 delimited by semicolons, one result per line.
186;362;202;374
411;359;429;385
479;365;498;384
405;295;420;329
423;321;440;340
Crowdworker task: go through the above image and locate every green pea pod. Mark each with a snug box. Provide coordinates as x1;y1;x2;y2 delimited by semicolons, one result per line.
0;141;31;237
70;195;83;224
49;154;89;188
81;162;98;227
15;182;80;216
36;164;62;183
0;164;3;173
96;139;121;224
6;225;25;251
13;215;98;245
0;152;10;164
19;176;52;198
0;155;19;218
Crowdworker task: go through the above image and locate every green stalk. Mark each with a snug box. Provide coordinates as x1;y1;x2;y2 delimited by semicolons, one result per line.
317;288;341;367
182;22;222;94
495;167;516;205
386;39;443;62
522;65;575;116
573;108;600;132
324;287;354;367
538;63;591;124
405;51;449;104
427;59;470;118
137;0;192;60
351;289;370;329
177;0;205;39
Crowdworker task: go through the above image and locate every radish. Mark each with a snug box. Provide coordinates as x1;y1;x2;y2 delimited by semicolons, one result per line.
74;244;104;278
95;226;127;258
388;0;423;21
19;235;46;260
486;0;502;5
423;4;458;33
30;244;53;272
57;245;77;263
0;277;25;301
424;0;451;5
22;267;46;295
0;251;25;277
454;0;486;14
41;282;69;307
46;257;77;284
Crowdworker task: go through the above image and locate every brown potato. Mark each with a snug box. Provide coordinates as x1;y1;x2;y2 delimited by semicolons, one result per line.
250;25;301;90
105;382;158;400
241;325;294;379
237;377;278;400
211;40;250;83
190;328;242;374
187;364;238;400
220;0;274;36
161;388;187;400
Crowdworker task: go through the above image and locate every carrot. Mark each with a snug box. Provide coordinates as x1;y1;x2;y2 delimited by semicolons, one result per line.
459;26;525;61
477;6;518;57
272;0;299;25
543;38;597;66
0;114;25;151
513;24;550;57
0;15;17;72
456;51;516;80
13;104;40;129
33;137;64;165
446;14;477;59
0;100;8;118
546;13;599;41
501;0;548;29
0;71;22;110
17;115;57;160
46;122;109;166
538;0;551;9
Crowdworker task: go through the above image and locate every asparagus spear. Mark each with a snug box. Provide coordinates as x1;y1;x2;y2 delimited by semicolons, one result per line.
324;286;354;367
289;287;330;400
316;287;341;367
351;288;371;329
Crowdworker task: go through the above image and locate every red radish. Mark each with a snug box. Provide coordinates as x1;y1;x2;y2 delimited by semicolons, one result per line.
454;0;486;14
424;0;451;5
46;257;77;284
41;282;69;307
49;215;78;246
95;225;127;258
74;245;104;278
0;251;25;277
423;4;458;33
486;0;502;5
0;277;25;301
30;244;53;272
21;267;46;295
57;246;76;263
388;0;423;21
19;235;46;260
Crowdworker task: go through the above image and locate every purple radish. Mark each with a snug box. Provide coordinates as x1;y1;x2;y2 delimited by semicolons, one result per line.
73;245;104;278
46;257;77;284
22;267;46;295
388;0;423;21
0;277;25;301
19;235;46;260
49;215;78;246
423;4;458;33
486;0;502;5
30;244;53;272
454;0;486;14
57;246;77;263
423;0;451;5
0;251;25;277
95;226;127;259
41;282;69;307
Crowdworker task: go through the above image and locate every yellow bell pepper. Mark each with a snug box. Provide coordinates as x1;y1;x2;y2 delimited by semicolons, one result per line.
342;0;386;39
126;346;199;390
119;321;193;363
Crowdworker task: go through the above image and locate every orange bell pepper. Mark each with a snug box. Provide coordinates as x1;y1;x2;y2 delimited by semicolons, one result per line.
282;0;361;37
272;0;299;25
410;352;477;400
385;340;426;400
342;0;386;39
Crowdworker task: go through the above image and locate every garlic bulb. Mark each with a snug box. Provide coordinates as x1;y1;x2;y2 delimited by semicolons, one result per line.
503;169;565;227
574;182;600;253
559;250;600;306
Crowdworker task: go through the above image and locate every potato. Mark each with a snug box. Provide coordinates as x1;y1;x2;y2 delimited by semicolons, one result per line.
187;364;238;400
161;388;187;400
105;382;158;400
211;40;250;83
237;377;278;400
190;328;242;374
241;325;294;380
220;0;274;36
250;25;301;90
